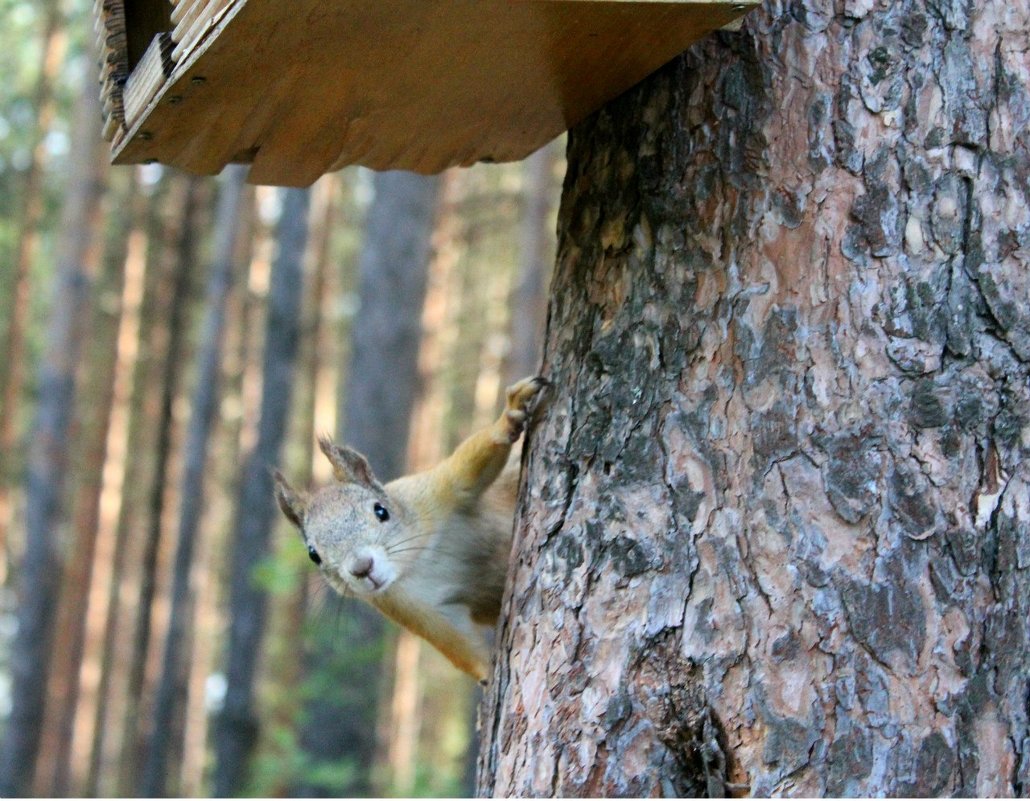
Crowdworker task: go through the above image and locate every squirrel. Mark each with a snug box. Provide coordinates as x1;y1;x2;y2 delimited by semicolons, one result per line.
273;375;549;682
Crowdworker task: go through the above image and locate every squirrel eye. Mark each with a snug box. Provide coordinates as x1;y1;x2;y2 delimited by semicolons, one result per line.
373;502;389;522
307;545;322;565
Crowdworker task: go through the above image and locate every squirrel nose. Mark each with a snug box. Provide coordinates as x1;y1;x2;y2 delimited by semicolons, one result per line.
349;556;374;579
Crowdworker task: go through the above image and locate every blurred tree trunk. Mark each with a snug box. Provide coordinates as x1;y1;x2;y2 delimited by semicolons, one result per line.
212;186;311;796
291;170;440;797
406;171;462;475
338;171;441;481
259;176;338;798
138;165;249;797
83;176;182;798
35;173;143;796
92;176;202;797
503;142;558;388
177;180;260;797
0;0;67;570
478;1;1030;796
367;171;457;795
0;82;107;798
384;632;422;796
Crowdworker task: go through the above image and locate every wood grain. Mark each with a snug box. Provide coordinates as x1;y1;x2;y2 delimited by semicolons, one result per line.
111;0;756;185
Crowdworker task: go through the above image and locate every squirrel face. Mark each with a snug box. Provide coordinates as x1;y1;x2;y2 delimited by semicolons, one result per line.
274;436;409;598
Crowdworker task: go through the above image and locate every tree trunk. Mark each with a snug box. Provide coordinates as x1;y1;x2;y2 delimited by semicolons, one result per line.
478;1;1030;796
376;171;465;796
212;186;311;796
257;175;337;798
0;0;67;571
384;630;423;796
138;165;248;797
0;82;107;798
340;170;441;480
79;175;172;798
291;170;440;797
105;176;204;797
36;173;142;797
176;178;258;797
406;171;470;478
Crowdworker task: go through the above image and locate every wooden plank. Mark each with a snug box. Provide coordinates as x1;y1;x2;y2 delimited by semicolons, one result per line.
113;0;758;185
171;0;235;61
171;0;207;27
123;33;175;126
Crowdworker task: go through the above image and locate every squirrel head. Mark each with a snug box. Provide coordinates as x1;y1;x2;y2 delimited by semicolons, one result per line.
274;435;408;598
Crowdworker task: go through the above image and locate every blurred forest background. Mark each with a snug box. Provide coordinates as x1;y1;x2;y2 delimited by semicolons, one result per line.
0;0;563;795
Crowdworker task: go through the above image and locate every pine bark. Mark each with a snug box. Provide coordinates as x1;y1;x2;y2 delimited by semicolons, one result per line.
213;186;311;796
0;83;107;798
478;1;1030;796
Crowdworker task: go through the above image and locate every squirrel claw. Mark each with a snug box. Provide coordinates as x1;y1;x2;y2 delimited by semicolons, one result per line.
503;375;549;441
505;375;549;412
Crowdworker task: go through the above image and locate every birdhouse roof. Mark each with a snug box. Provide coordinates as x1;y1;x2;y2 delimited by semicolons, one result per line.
97;0;757;186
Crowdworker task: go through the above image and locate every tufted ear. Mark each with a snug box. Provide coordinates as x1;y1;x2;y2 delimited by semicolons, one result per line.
273;470;308;529
317;435;385;494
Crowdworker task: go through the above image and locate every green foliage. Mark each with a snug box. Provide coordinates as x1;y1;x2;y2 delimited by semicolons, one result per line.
412;762;467;799
301;606;386;696
250;533;305;595
406;650;478;797
245;721;357;797
247;596;384;798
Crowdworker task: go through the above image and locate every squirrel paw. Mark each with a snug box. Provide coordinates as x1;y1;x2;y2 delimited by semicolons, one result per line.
502;375;550;442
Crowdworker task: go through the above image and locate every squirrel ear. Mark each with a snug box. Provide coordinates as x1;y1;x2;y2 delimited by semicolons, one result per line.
273;470;307;529
317;435;385;493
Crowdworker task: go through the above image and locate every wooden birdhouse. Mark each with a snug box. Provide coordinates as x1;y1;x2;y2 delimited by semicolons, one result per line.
96;0;758;186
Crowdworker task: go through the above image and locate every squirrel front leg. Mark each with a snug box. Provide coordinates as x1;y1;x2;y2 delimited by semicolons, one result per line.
373;592;491;680
435;375;548;504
